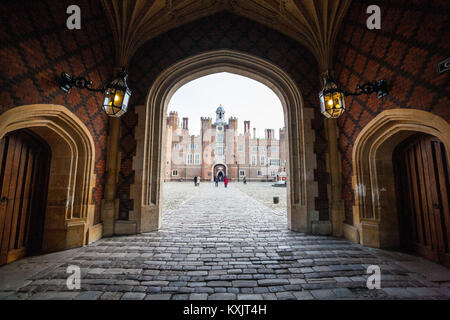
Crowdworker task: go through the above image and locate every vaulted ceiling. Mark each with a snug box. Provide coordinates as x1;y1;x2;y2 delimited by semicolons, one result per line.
101;0;352;72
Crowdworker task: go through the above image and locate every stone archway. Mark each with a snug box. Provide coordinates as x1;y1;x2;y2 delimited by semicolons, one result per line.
213;163;227;182
0;104;100;252
351;109;450;248
131;49;320;234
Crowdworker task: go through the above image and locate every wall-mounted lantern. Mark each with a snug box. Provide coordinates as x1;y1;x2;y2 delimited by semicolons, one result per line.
319;71;388;119
59;68;131;117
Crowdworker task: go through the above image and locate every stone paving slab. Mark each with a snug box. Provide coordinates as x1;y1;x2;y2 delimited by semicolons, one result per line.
0;182;449;300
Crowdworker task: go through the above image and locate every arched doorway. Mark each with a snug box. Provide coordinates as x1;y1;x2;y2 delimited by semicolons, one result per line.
213;164;227;182
0;130;51;264
131;50;319;234
0;105;99;264
351;109;450;267
393;134;450;266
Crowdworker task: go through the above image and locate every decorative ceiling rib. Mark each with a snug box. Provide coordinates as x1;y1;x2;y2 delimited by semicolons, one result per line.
101;0;352;71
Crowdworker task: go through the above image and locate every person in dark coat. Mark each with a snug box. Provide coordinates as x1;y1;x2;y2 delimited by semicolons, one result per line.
194;176;198;186
214;176;218;187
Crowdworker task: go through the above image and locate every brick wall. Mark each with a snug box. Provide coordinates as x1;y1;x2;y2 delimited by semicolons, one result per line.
0;0;114;224
119;12;330;220
334;0;450;224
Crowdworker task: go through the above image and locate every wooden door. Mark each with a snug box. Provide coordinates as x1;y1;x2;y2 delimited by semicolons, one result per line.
394;134;450;267
0;130;51;265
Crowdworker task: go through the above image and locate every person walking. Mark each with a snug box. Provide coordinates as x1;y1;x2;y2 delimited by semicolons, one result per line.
224;176;229;188
243;176;247;184
194;176;198;187
196;176;200;187
214;176;218;187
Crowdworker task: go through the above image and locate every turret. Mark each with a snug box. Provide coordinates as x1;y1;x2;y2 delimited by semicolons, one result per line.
215;105;226;125
168;111;179;129
228;117;238;135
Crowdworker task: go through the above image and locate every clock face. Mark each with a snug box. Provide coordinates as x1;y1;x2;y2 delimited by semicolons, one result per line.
217;126;223;132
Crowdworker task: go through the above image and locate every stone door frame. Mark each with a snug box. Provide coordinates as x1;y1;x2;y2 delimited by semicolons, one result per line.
350;109;450;248
0;104;100;252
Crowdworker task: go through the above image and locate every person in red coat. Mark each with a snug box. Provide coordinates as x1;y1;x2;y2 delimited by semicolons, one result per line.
224;176;229;188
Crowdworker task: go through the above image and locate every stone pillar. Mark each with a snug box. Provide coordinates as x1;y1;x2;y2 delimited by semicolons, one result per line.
101;117;121;236
325;118;345;237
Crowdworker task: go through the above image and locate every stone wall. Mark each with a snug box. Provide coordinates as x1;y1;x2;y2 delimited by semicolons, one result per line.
334;0;450;224
0;0;114;224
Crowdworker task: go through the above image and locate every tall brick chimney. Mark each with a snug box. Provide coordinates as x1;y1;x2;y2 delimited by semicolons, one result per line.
182;117;189;130
265;129;274;140
244;121;250;135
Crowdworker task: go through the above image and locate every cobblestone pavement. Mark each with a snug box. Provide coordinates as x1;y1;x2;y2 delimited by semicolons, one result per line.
0;182;449;300
233;182;287;216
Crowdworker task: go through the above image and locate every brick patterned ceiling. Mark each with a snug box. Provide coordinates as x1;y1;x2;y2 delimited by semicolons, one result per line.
101;0;351;71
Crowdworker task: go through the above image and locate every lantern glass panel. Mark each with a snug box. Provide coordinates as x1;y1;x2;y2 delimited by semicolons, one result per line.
113;90;124;107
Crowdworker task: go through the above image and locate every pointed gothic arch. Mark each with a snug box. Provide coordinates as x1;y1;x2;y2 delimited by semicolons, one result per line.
351;109;450;248
0;104;100;253
129;50;322;234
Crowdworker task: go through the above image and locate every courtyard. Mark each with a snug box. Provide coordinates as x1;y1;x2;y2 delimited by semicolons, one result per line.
0;182;449;300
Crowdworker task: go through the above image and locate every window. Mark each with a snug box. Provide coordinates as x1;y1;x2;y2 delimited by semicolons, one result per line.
252;146;258;152
259;146;266;153
190;143;198;149
217;133;223;143
239;170;245;176
186;154;193;165
260;155;265;166
172;170;178;176
257;170;263;177
216;146;224;156
251;155;257;166
238;144;244;152
270;159;280;166
271;171;276;176
174;143;180;150
271;146;279;153
194;153;201;165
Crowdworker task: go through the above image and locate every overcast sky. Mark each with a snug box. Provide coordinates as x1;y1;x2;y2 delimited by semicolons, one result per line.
168;72;284;139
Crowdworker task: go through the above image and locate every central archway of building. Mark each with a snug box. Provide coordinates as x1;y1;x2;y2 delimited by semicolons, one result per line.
214;164;226;181
133;49;318;234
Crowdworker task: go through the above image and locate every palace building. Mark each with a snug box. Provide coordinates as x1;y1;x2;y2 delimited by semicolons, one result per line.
164;106;287;182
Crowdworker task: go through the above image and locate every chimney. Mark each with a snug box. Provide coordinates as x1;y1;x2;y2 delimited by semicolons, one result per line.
253;128;256;139
182;117;189;130
244;121;250;135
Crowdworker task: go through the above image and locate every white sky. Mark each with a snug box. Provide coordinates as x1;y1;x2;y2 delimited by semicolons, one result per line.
167;72;284;139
